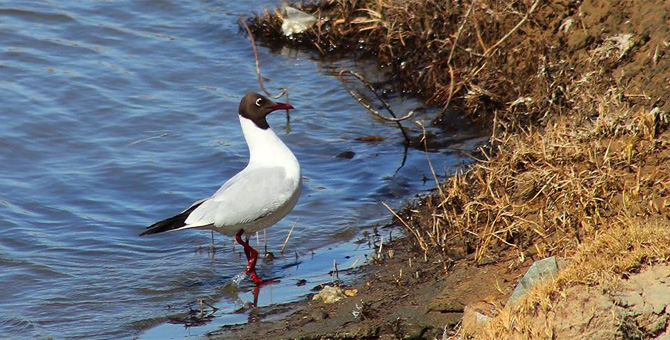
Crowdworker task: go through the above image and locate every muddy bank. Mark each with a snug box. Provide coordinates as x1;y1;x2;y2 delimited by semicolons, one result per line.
207;238;529;339
209;0;670;339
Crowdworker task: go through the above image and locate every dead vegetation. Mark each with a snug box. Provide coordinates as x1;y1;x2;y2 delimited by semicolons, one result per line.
475;217;670;339
406;89;670;265
250;0;575;123
249;0;670;338
250;0;670;267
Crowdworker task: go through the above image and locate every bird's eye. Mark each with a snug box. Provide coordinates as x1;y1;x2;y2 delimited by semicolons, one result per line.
255;98;262;107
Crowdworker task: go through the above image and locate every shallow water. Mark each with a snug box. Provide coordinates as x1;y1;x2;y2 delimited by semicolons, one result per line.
0;1;486;339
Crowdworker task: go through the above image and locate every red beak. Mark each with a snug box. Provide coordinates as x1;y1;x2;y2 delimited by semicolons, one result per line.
270;102;294;111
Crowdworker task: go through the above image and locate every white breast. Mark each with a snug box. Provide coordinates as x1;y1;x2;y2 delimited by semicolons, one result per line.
184;116;301;236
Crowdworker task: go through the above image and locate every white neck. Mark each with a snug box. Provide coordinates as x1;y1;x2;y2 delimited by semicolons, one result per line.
239;115;298;168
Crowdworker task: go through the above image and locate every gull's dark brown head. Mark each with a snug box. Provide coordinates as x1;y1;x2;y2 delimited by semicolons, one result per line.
238;92;294;130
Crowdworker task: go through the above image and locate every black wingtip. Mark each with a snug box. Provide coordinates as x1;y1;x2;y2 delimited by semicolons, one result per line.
139;218;180;236
140;201;204;237
139;228;160;237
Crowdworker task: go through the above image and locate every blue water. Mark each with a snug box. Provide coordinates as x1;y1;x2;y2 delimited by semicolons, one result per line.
0;1;486;339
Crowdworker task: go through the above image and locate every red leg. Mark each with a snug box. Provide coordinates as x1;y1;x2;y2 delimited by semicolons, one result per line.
245;246;263;284
235;229;251;260
234;229;264;284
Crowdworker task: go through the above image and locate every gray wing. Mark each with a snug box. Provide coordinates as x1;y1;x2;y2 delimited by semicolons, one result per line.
184;166;297;228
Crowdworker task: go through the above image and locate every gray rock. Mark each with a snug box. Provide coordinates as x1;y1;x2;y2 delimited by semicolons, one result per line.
508;256;560;306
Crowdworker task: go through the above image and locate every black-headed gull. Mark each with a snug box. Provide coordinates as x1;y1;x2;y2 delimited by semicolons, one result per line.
141;92;301;284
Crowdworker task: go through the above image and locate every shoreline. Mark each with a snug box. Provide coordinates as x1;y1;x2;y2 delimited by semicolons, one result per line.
205;1;670;339
206;236;532;339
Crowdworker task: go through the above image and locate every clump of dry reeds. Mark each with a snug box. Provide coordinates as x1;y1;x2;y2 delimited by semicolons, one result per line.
249;0;574;123
249;0;670;265
249;0;670;267
405;81;670;263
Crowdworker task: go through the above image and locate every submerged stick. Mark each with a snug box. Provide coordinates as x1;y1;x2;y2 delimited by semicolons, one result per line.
128;133;168;146
338;69;414;145
392;144;410;176
349;254;364;269
416;121;443;198
200;299;219;314
210;230;216;254
280;219;298;254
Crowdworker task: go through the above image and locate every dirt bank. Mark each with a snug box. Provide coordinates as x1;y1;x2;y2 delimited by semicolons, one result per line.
206;0;670;339
207;238;530;339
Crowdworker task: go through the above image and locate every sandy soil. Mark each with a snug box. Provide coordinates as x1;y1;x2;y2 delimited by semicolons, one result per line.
526;264;670;340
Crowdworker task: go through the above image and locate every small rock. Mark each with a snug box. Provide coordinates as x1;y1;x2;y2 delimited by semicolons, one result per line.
644;284;670;315
508;256;560;306
461;301;496;336
344;288;358;297
336;150;355;159
310;309;329;320
312;285;346;304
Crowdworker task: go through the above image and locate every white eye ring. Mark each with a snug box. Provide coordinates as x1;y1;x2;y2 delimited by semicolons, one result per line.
255;98;262;107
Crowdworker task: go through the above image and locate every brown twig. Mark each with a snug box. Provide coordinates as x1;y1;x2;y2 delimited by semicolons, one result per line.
382;202;428;256
338;69;413;145
349;253;365;269
446;1;475;66
440;2;475;116
378;235;384;256
484;0;541;57
209;230;215;254
239;18;272;96
238;17;292;131
415;121;444;198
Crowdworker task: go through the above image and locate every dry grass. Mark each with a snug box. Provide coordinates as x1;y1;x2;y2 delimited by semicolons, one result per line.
249;0;576;123
476;217;670;339
404;90;670;264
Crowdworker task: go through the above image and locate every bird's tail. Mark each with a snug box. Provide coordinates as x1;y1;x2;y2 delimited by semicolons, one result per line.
140;202;203;236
